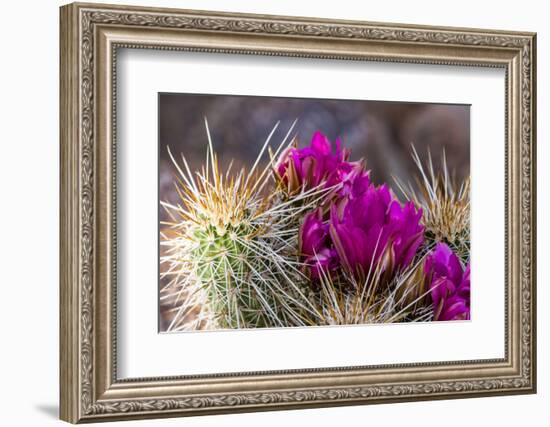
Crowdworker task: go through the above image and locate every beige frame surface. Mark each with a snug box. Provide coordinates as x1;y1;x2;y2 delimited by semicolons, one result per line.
59;2;537;423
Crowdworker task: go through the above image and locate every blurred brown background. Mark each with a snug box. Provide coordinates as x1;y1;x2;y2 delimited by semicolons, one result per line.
158;93;469;331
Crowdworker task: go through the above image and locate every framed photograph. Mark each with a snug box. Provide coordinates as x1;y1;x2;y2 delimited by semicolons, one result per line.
60;2;537;423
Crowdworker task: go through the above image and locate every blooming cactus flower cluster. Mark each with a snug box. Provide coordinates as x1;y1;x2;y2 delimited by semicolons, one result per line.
424;242;470;321
278;131;425;283
165;122;472;331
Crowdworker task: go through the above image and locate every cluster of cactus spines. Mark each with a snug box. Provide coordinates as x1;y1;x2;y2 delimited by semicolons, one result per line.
160;120;326;331
394;145;470;265
298;249;434;326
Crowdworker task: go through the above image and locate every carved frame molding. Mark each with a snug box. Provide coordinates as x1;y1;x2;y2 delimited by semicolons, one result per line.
60;2;536;423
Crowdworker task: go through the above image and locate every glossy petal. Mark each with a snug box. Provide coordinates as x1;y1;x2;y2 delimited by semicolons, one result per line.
310;131;332;155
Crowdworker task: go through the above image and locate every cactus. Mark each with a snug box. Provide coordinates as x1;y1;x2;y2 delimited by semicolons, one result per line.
160;120;322;331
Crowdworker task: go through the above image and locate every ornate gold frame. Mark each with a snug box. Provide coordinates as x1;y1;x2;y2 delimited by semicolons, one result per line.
59;2;537;423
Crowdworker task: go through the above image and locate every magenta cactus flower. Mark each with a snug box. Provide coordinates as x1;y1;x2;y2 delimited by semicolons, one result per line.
424;243;470;321
299;209;339;279
329;182;424;279
276;131;362;194
293;133;425;285
458;264;471;301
